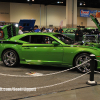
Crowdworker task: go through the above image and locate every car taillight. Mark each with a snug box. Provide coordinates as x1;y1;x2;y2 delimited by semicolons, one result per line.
0;31;4;39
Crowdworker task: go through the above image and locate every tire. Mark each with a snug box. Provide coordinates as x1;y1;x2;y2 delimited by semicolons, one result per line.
74;53;91;73
2;49;19;67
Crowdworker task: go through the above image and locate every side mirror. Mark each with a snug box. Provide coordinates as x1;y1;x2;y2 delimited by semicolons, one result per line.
52;41;59;45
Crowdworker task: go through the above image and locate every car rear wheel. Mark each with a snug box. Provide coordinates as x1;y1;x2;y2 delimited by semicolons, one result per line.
74;53;91;73
2;49;19;67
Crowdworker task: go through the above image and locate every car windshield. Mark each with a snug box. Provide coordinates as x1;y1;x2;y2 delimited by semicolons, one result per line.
54;34;74;44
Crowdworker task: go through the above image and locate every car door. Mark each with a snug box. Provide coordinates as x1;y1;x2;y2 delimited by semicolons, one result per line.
21;35;64;65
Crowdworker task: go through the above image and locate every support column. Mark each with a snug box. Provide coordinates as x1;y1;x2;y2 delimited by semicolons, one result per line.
66;0;77;28
46;5;47;28
40;4;41;28
44;5;47;28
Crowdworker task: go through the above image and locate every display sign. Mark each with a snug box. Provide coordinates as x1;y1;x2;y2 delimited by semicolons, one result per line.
90;10;97;16
96;11;100;18
80;9;97;17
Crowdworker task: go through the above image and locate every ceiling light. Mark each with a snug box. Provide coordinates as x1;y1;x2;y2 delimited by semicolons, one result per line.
32;0;34;1
83;2;85;5
27;0;30;1
57;1;63;4
80;2;82;5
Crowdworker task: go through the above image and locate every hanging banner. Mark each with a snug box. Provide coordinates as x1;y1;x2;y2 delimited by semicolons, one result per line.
96;11;100;18
90;10;97;16
80;10;90;17
59;20;63;28
80;9;97;17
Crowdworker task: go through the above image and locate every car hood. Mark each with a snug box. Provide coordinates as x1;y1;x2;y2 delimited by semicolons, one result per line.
83;43;100;48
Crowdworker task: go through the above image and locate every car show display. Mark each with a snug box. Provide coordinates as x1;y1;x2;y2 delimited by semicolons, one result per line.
1;1;100;100
63;28;98;43
62;15;100;43
0;12;100;73
0;24;100;73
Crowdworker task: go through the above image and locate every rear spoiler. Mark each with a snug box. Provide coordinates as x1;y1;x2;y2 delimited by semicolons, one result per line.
0;24;19;40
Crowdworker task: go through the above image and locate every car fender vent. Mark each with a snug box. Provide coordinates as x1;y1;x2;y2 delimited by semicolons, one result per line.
7;25;12;38
12;25;16;36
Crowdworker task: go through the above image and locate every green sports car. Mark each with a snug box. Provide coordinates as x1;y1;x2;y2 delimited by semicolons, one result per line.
0;31;100;73
63;27;98;42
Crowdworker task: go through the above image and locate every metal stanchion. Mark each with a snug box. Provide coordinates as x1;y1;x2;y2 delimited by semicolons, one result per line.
86;54;97;85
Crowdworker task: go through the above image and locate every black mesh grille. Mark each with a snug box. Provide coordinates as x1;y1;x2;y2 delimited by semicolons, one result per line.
7;25;12;38
12;25;16;36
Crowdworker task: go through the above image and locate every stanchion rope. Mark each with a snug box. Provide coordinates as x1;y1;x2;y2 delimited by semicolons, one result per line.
0;59;91;77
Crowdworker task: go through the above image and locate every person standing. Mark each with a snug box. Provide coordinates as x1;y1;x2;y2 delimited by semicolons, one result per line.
48;27;53;32
53;27;58;32
58;26;63;34
41;27;47;32
75;26;83;42
34;25;41;32
18;26;24;35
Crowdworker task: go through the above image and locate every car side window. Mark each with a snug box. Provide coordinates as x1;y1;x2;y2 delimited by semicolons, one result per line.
45;36;55;44
30;35;55;44
20;35;30;42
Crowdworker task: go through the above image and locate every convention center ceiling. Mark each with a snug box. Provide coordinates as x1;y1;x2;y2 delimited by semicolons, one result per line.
0;0;100;8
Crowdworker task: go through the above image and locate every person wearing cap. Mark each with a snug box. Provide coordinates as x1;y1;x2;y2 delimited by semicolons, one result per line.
75;26;83;42
34;25;41;32
18;26;24;35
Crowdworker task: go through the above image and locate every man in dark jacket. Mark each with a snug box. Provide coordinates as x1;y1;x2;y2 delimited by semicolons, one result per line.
75;26;83;42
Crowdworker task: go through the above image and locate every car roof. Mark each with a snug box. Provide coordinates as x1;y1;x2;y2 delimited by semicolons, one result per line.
18;32;60;37
25;32;59;35
9;32;60;41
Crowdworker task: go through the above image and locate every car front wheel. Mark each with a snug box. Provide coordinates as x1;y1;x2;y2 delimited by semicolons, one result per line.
2;49;19;67
74;53;92;73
